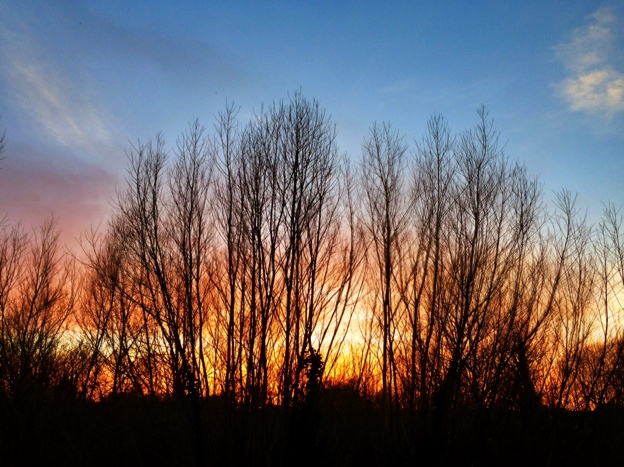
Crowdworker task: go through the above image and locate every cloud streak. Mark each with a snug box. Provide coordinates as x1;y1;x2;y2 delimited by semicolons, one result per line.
1;43;113;155
10;59;114;153
555;7;624;116
0;4;119;158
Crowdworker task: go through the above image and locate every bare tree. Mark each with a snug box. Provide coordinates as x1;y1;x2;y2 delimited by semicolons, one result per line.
402;114;456;412
360;122;410;428
576;202;624;408
212;103;245;401
543;191;596;409
1;120;7;227
110;122;215;401
0;118;5;162
78;222;145;398
0;219;77;402
104;122;216;464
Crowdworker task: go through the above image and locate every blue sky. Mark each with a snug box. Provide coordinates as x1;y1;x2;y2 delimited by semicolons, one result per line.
1;1;623;248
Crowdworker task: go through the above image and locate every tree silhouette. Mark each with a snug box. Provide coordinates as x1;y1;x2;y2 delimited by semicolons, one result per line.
2;95;624;465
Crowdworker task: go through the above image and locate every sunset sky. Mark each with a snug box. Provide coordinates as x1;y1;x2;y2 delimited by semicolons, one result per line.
1;0;623;249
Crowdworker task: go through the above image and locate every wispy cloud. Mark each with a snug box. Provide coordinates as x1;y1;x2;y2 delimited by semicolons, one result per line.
378;79;417;95
10;59;114;152
555;7;624;116
0;11;117;155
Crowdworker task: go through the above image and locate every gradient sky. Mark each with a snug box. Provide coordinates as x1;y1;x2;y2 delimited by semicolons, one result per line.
1;0;623;250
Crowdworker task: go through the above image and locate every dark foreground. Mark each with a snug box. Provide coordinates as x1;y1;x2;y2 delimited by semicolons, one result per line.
2;388;623;466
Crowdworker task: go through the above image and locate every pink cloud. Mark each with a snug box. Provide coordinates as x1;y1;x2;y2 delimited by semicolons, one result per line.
0;145;118;251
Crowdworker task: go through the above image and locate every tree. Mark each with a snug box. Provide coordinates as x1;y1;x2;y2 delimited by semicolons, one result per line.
274;92;347;411
0;117;5;162
78;223;144;398
1;120;7;227
360;122;410;432
97;123;216;464
0;219;77;403
110;122;215;401
397;114;456;413
542;190;596;409
579;202;624;408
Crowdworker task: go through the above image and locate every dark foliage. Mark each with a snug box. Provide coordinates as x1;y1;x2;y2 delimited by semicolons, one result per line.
1;388;624;466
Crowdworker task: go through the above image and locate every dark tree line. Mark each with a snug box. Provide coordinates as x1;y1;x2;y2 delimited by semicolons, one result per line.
1;95;624;465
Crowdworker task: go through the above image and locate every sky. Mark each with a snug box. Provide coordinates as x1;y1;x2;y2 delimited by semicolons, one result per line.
1;0;623;250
